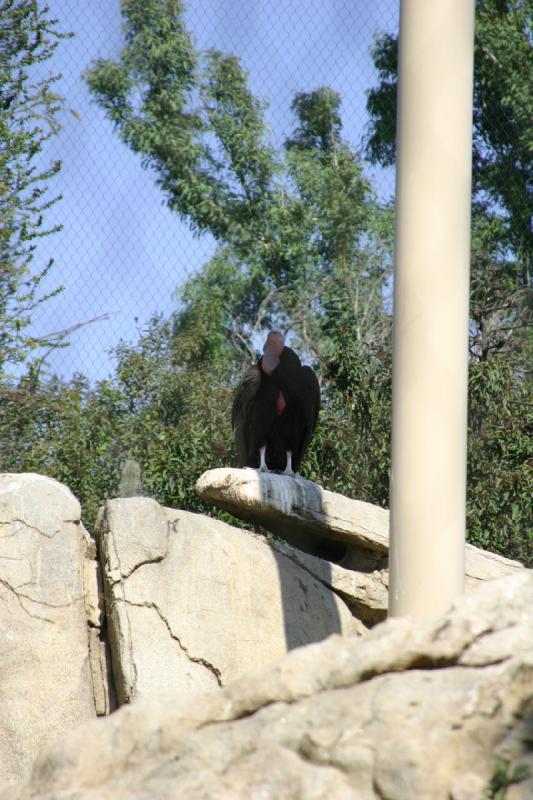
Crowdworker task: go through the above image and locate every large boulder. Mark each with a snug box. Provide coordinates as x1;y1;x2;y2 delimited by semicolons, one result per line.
5;572;533;800
95;497;362;705
0;474;107;786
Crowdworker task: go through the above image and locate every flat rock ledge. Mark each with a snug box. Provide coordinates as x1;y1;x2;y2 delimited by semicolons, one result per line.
196;468;526;593
196;467;389;558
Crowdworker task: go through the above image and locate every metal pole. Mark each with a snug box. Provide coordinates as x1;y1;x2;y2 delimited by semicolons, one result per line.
389;0;475;619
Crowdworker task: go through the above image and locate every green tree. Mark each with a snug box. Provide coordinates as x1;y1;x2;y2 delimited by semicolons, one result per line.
366;0;532;258
0;315;237;528
469;207;531;366
467;357;532;564
4;5;396;530
0;0;70;374
84;0;277;246
366;0;532;362
365;0;532;562
84;1;392;361
0;314;393;533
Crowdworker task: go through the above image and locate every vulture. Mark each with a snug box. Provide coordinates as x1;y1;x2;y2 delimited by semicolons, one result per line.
232;331;320;475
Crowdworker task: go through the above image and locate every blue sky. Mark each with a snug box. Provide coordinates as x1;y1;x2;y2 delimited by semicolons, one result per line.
22;0;397;381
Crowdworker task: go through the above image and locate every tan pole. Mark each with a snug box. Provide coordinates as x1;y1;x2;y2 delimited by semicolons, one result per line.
388;0;475;619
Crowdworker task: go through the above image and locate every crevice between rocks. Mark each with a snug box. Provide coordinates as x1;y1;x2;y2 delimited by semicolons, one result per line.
86;615;119;715
0;576;82;622
211;650;516;731
83;539;118;716
128;598;223;687
94;504;139;706
119;553;167;581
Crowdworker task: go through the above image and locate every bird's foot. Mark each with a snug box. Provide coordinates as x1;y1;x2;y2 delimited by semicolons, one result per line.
258;446;269;472
283;450;295;477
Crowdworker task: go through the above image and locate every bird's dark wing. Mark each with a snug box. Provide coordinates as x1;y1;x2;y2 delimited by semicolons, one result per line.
231;364;262;466
297;365;321;457
275;346;301;385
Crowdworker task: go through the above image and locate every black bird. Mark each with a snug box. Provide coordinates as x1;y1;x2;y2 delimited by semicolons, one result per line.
232;331;320;475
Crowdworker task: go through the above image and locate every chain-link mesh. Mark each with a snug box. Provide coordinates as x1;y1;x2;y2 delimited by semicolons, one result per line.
2;1;530;565
18;0;399;381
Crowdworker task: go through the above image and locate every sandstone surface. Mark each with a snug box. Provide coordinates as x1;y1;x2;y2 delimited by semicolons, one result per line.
96;497;361;705
5;572;532;800
0;473;102;785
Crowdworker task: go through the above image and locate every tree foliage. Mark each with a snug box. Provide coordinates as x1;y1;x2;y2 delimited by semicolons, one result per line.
363;0;532;563
366;0;532;366
85;0;276;245
366;0;532;255
3;312;529;565
0;315;394;533
0;0;70;373
467;357;531;562
85;1;392;360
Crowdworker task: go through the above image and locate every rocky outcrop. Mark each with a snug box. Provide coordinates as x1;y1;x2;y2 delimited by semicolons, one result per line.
196;468;526;616
196;467;390;561
95;497;362;705
5;572;532;800
0;475;362;787
2;471;529;797
0;474;107;786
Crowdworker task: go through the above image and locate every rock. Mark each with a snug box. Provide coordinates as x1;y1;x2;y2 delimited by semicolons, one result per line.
195;467;390;560
95;497;361;705
83;536;116;717
6;572;533;800
267;535;388;625
463;543;526;586
506;756;533;800
449;772;488;800
117;459;143;497
195;467;525;598
0;474;104;786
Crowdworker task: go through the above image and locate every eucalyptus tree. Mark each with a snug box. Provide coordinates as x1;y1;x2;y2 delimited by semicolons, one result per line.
85;0;392;368
365;0;532;363
0;0;70;373
365;0;532;561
